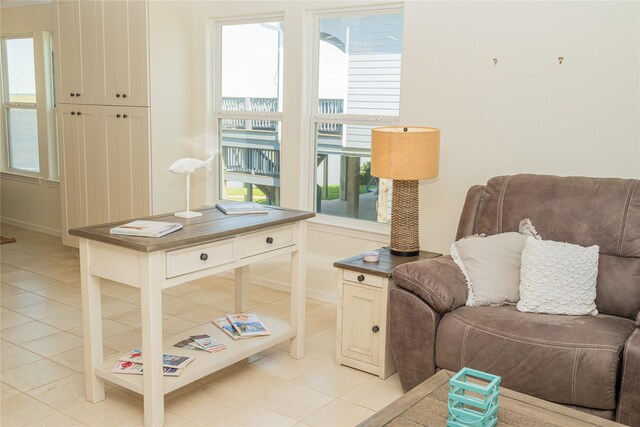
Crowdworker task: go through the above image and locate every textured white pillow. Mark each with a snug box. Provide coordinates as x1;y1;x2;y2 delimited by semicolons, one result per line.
517;237;599;316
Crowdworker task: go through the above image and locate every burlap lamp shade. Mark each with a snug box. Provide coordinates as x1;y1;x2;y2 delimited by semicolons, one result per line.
371;126;440;256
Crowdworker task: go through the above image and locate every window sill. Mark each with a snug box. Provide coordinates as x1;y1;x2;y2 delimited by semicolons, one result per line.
45;179;60;188
308;214;390;242
0;171;42;185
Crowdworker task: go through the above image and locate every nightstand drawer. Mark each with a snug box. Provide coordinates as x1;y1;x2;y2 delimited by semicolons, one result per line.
240;225;295;258
166;238;236;278
342;270;384;288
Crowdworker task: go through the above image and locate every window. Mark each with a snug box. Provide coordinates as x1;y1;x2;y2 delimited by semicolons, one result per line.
214;19;284;206
312;10;403;222
2;37;39;173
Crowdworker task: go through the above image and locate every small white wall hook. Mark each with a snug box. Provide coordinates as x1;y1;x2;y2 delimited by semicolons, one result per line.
558;56;564;64
493;58;498;65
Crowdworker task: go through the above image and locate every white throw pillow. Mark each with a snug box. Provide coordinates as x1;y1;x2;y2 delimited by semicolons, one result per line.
517;237;599;316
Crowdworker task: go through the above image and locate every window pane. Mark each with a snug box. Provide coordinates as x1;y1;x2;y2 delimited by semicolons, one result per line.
219;119;280;206
315;123;390;222
6;38;37;103
221;21;284;112
7;108;40;172
318;13;403;116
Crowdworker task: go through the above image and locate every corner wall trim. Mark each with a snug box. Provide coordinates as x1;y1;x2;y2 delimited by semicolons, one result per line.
0;217;62;237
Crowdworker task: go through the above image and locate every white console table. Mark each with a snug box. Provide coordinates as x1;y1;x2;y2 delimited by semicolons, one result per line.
69;206;314;426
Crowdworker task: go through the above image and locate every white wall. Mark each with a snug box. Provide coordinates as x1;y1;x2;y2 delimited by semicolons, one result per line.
148;0;199;215
178;0;640;301
0;4;61;236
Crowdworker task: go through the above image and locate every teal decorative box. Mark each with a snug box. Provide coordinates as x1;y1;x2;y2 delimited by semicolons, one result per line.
447;368;501;427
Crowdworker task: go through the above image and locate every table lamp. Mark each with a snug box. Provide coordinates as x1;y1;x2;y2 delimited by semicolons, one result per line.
371;126;440;256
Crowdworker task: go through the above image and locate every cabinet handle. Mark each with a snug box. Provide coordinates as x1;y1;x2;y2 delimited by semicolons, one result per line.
116;114;121;118
76;93;80;97
266;237;274;244
372;325;380;333
122;94;127;98
200;253;208;261
116;93;121;98
71;111;76;115
77;112;82;116
123;114;128;118
357;274;365;282
70;93;75;97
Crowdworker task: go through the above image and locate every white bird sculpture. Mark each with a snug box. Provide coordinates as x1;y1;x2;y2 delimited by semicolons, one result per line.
169;155;215;218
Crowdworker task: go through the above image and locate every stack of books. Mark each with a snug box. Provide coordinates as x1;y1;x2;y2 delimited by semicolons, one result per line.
212;312;270;340
174;334;226;353
111;349;195;376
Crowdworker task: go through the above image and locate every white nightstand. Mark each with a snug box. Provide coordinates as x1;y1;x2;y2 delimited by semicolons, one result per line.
334;247;441;379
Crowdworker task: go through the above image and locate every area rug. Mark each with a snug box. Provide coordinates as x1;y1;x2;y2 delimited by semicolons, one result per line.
0;236;16;244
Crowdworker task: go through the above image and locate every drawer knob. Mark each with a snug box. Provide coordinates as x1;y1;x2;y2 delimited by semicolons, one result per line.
70;92;75;97
71;111;76;115
372;325;380;333
357;274;365;282
266;237;274;244
116;93;121;98
76;93;80;97
123;114;128;118
116;114;121;118
200;253;208;261
122;93;127;98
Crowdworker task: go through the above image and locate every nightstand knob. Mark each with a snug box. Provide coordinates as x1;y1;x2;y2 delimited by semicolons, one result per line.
200;253;208;261
357;274;365;282
372;325;380;333
266;237;274;244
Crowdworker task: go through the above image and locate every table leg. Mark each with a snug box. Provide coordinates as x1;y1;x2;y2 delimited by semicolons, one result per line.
80;239;106;402
235;266;250;312
290;221;307;359
140;252;165;427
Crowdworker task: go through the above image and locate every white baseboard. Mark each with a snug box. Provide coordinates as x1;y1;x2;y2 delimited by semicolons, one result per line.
218;271;337;304
1;217;61;237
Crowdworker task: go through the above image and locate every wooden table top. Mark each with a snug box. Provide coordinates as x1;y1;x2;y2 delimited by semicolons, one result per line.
359;370;622;427
69;206;315;253
333;247;441;278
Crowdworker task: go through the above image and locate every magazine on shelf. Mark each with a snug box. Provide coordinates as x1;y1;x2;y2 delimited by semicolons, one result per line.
110;220;183;238
215;201;268;215
226;312;270;337
174;338;209;351
212;317;247;340
118;349;195;369
111;361;182;376
189;334;227;352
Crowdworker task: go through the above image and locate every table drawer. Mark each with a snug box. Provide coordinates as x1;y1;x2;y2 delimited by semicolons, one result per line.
342;270;384;288
166;238;236;278
240;225;295;258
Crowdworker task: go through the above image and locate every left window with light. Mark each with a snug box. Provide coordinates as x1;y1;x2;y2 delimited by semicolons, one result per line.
213;19;284;206
2;37;40;173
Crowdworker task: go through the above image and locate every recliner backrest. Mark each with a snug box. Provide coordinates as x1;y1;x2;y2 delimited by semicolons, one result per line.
456;174;640;320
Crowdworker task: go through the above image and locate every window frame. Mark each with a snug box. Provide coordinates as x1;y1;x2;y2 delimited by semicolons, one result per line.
308;6;403;229
1;34;40;176
211;15;285;205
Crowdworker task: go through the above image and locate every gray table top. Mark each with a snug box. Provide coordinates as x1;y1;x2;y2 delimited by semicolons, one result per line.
69;206;315;253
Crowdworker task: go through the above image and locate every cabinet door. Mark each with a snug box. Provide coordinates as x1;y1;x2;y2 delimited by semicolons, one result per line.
341;283;383;366
102;106;150;221
78;105;106;225
54;0;81;105
77;0;100;104
100;0;149;107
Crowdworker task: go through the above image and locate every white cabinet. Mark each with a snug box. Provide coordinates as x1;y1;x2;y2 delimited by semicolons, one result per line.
334;249;441;379
58;105;150;246
101;106;150;221
58;104;102;246
99;0;149;106
53;0;101;105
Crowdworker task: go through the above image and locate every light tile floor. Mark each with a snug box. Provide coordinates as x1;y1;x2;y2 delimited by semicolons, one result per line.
0;224;404;427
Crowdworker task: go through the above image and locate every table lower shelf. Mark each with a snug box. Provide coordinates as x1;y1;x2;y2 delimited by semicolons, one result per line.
94;314;295;395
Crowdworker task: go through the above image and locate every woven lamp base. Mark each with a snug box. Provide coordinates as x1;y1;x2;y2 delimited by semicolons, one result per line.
390;179;420;257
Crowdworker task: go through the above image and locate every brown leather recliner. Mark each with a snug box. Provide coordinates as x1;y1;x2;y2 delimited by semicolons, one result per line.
389;174;640;425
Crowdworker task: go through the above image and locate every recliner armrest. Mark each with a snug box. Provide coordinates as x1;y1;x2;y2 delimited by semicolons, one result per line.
617;328;640;426
392;256;468;315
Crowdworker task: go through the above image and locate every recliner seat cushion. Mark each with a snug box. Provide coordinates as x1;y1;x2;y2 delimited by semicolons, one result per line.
435;306;636;410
